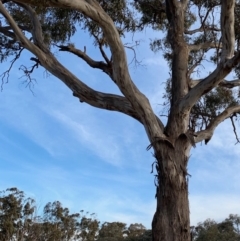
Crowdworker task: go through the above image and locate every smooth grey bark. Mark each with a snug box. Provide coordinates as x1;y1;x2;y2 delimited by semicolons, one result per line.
1;0;240;241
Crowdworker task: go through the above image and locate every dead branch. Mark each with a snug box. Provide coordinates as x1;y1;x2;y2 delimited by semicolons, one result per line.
57;44;113;79
1;47;24;90
194;105;240;143
230;115;240;144
188;42;222;51
189;78;240;89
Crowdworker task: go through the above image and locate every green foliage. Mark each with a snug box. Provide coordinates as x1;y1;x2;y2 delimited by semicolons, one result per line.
190;87;240;131
0;188;152;241
1;188;240;241
193;215;240;241
0;0;137;63
97;221;129;241
132;0;167;30
0;187;35;241
0;188;100;241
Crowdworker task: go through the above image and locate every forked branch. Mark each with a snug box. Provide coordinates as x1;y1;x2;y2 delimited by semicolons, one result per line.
0;1;139;121
180;51;240;113
195;105;240;143
57;44;113;79
5;0;166;143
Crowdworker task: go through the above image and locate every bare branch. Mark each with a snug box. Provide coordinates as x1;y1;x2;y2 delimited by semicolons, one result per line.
230;115;240;144
11;0;166;143
18;62;38;92
190;78;240;89
124;41;142;67
0;1;140;122
185;26;221;35
219;79;240;88
195;105;240;143
187;51;205;79
1;47;24;90
91;32;111;64
57;44;113;79
180;51;240;113
188;42;222;51
0;26;16;39
221;0;235;61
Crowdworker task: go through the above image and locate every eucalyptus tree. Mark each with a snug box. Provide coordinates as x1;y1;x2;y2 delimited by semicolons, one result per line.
0;0;240;240
0;188;35;241
0;188;99;241
193;216;240;241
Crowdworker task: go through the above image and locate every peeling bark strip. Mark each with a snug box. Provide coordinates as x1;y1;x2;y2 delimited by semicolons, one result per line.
221;0;235;61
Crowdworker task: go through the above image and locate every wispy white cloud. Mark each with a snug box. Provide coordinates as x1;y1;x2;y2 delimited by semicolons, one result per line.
46;110;123;165
190;194;240;225
144;57;168;68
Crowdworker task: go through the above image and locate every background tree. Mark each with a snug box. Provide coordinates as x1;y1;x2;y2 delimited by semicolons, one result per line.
0;0;240;240
97;221;127;241
0;188;100;241
125;223;146;240
193;215;240;241
0;187;35;241
0;187;153;241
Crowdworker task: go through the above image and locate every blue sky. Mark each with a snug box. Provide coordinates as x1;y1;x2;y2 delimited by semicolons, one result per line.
0;26;240;229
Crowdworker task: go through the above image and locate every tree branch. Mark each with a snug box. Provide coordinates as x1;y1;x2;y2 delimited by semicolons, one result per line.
0;0;141;122
184;26;221;35
91;32;111;65
57;44;113;80
180;51;240;113
230;115;240;144
0;26;16;39
221;0;235;61
188;42;222;51
1;47;24;90
15;2;50;53
194;105;240;143
219;79;240;88
189;78;240;89
187;51;205;79
0;1;38;54
9;0;166;144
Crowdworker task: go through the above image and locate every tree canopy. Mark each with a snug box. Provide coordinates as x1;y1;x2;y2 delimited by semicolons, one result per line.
0;0;239;141
193;214;240;241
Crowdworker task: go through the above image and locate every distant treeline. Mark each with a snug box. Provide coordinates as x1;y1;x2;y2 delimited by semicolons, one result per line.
0;188;239;241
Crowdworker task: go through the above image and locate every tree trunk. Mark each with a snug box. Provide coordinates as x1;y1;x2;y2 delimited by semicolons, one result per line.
152;139;191;241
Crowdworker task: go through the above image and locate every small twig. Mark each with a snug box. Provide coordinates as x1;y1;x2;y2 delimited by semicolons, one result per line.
124;40;143;67
1;47;24;91
18;61;39;94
